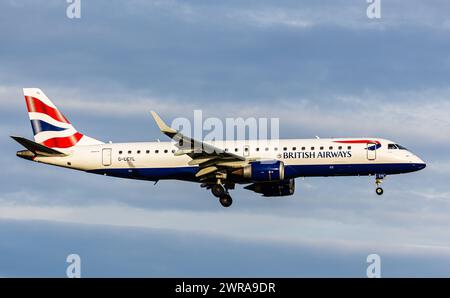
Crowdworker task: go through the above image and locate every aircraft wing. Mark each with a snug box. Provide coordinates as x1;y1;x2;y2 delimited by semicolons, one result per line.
150;111;249;179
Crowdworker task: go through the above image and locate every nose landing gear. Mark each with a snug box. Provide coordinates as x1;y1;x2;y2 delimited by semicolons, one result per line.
375;187;384;195
375;174;385;196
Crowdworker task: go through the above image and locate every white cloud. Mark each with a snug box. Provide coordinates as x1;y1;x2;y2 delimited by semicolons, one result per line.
223;1;450;32
231;9;314;29
426;161;450;175
1;200;450;257
407;189;450;203
2;83;450;145
0;84;187;118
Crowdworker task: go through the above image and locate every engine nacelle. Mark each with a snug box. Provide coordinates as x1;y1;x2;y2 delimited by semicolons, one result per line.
244;179;295;197
232;160;285;182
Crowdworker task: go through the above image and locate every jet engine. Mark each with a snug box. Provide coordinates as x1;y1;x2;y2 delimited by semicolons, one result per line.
244;179;295;197
232;160;285;182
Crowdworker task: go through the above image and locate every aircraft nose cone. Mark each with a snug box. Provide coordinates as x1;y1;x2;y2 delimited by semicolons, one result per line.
412;156;426;171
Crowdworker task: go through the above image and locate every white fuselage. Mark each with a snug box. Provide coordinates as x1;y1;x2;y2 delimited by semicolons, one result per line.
31;138;426;182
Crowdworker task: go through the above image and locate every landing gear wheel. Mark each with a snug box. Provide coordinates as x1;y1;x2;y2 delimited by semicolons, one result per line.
211;184;226;197
375;187;384;196
374;174;386;196
219;195;233;207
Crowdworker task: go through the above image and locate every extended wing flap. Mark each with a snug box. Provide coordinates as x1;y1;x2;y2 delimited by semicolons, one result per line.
188;156;219;166
195;166;218;178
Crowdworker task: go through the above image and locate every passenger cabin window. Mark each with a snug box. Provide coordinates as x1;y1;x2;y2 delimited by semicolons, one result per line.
137;150;141;154
146;150;150;154
292;147;296;151
311;147;315;150
301;147;305;150
128;150;132;154
172;149;175;153
256;148;260;151
347;146;351;150
329;146;333;150
155;150;159;153
119;151;123;154
338;146;342;150
274;147;278;151
164;149;168;153
320;146;324;150
265;147;269;151
283;147;287;151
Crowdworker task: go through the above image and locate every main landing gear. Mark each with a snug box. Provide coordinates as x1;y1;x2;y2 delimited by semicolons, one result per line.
375;174;386;196
210;182;233;207
219;194;233;208
211;183;226;197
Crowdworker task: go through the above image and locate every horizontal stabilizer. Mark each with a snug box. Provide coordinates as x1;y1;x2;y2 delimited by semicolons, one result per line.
11;136;66;157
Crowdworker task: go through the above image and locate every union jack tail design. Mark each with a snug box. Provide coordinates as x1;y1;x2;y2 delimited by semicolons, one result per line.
23;88;103;149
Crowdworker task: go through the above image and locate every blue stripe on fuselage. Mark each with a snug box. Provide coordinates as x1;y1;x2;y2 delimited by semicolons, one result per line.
88;163;426;182
30;119;67;135
284;163;426;177
89;166;199;181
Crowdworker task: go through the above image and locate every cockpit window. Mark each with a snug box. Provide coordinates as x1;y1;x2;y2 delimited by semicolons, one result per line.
388;144;398;149
388;143;408;150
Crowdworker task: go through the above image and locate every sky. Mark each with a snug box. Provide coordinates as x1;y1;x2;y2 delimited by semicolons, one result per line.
1;0;450;277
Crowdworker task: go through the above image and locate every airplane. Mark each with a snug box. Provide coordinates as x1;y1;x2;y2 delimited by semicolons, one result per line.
11;88;426;207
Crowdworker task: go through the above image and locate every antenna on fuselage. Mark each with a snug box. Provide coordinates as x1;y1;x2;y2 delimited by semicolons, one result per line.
315;136;320;139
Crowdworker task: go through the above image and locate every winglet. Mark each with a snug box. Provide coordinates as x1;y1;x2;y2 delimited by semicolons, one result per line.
150;111;177;136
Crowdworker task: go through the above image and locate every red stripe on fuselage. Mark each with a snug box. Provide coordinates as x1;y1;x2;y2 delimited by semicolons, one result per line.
333;140;380;144
25;96;70;124
41;132;83;148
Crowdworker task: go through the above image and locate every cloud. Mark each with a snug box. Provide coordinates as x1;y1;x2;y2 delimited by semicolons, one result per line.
120;1;450;32
1;218;449;277
426;161;450;175
407;189;450;203
2;0;450;277
231;9;314;29
3;83;449;147
1;194;450;255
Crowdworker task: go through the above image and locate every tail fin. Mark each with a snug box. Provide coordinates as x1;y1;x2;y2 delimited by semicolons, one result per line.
23;88;103;149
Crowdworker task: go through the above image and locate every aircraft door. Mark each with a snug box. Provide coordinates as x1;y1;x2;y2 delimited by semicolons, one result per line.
366;142;376;161
102;148;112;166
